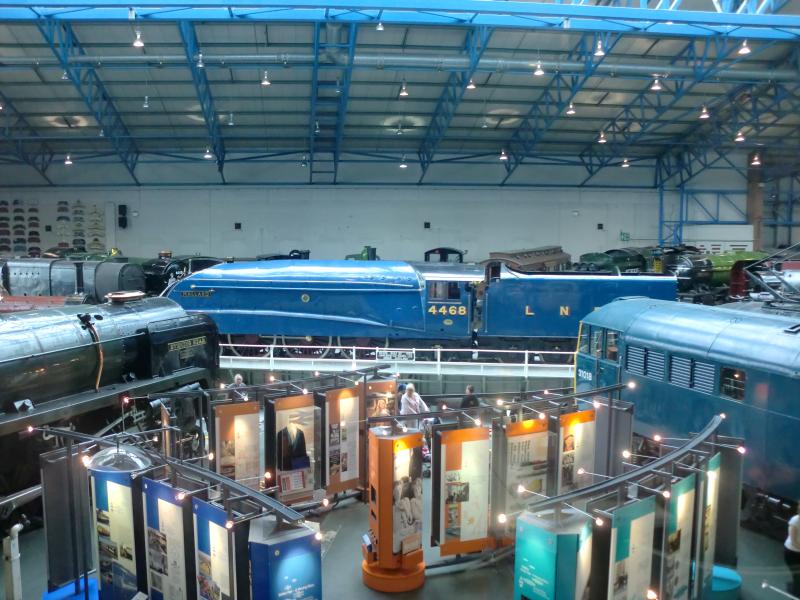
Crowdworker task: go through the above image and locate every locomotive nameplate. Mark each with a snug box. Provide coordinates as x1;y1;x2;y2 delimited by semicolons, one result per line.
168;336;208;352
180;290;214;298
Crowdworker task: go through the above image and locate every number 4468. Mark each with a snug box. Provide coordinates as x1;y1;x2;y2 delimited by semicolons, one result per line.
428;304;467;316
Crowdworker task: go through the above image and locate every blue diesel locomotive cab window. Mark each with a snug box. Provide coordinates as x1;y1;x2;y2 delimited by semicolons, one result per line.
721;367;746;401
605;330;620;362
428;281;460;301
590;329;603;358
578;325;589;354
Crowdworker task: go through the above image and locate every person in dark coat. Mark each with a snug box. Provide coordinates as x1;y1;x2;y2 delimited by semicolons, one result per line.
461;384;481;408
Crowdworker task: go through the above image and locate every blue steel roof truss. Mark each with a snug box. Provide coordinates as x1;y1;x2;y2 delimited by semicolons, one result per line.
179;20;226;182
37;19;140;183
0;90;55;183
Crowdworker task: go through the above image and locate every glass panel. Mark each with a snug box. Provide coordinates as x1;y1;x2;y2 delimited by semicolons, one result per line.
578;325;589;354
720;367;746;401
605;330;620;362
590;329;603;358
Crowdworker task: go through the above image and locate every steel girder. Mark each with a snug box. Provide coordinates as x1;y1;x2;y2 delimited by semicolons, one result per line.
500;32;620;184
2;1;799;40
416;26;491;183
0;91;54;183
37;19;139;183
576;37;763;185
655;80;800;187
179;21;225;181
307;22;357;184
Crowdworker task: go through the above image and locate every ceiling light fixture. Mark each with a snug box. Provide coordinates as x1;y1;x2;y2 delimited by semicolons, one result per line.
228;112;234;126
534;62;545;76
399;154;408;169
196;52;204;68
650;78;662;91
261;69;271;86
376;21;384;31
300;154;308;167
133;29;144;48
482;119;489;129
751;153;761;167
566;102;576;116
399;79;409;97
499;148;508;161
64;154;73;166
621;158;630;168
734;130;745;142
466;78;476;90
314;120;320;135
61;71;69;80
142;95;150;109
699;105;710;119
203;147;213;160
597;130;607;144
396;123;403;135
738;39;751;55
594;39;605;57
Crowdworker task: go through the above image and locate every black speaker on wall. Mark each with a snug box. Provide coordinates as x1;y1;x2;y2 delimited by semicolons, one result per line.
118;204;128;229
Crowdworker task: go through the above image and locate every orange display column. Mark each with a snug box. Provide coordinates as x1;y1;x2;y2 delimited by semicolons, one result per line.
361;427;425;593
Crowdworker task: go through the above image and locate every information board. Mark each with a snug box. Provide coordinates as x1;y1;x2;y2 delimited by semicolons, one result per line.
325;387;361;493
214;402;262;490
557;410;596;494
193;498;235;600
663;474;696;600
607;496;656;600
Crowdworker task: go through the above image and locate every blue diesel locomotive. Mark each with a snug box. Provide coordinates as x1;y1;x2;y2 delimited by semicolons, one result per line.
167;260;676;353
575;297;799;524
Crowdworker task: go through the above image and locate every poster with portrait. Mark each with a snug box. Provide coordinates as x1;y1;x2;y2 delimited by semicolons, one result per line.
663;474;696;600
142;478;190;600
214;402;262;490
392;445;423;555
91;471;139;600
325;387;362;493
274;394;319;502
608;496;656;600
557;410;596;494
701;453;721;595
503;419;550;529
365;380;397;419
193;498;234;600
435;427;491;555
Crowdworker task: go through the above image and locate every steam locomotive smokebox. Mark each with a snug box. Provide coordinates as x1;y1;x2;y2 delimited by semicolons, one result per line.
148;313;219;376
5;258;79;296
82;260;146;303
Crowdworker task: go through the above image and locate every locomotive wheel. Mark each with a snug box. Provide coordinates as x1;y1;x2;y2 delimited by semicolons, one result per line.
281;336;333;359
226;334;270;357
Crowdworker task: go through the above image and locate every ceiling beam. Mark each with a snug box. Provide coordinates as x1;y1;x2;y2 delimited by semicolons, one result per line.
0;91;55;184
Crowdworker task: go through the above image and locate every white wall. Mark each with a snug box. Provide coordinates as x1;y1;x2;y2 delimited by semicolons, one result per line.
0;185;665;262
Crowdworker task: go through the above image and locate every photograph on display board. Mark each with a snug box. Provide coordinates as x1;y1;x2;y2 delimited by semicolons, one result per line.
366;380;397;418
392;446;423;554
275;396;317;499
663;474;696;600
558;411;596;494
608;496;656;600
193;499;233;600
504;420;549;525
325;388;361;491
214;403;261;489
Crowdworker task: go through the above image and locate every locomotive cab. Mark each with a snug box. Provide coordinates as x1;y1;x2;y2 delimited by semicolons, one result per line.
417;263;483;338
575;321;622;393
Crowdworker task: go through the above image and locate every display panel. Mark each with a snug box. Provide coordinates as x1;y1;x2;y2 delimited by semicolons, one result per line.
91;471;140;600
607;496;656;600
365;381;397;418
274;394;320;502
701;453;721;596
557;410;596;494
514;517;558;600
142;479;191;600
392;443;424;555
663;474;696;600
504;419;550;527
435;427;491;555
193;498;235;600
575;520;593;599
325;387;362;493
214;402;262;490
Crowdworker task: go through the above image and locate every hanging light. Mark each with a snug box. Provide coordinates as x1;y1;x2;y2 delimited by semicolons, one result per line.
376;21;384;31
566;102;576;116
597;130;607;144
196;52;205;68
399;79;409;97
132;29;144;48
699;105;710;120
621;158;630;168
203;147;213;160
399;154;408;169
261;69;271;86
98;128;105;137
300;154;308;168
534;62;545;77
314;120;320;135
738;40;751;55
650;78;662;92
64;154;73;166
335;79;342;94
466;78;476;90
734;130;745;142
481;119;489;129
751;153;761;167
396;123;403;135
0;102;3;111
228;112;234;126
499;149;508;161
61;71;69;80
142;95;150;109
594;39;605;57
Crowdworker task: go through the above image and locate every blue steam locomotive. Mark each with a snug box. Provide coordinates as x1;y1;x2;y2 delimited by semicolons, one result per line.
575;297;799;528
167;260;676;353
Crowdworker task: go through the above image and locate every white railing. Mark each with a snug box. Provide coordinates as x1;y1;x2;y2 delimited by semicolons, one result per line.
218;343;576;379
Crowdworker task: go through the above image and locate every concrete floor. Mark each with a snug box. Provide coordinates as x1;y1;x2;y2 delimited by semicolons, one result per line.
2;500;792;599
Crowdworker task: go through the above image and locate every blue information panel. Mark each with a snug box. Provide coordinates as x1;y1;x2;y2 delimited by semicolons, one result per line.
90;470;140;600
608;496;656;600
193;498;236;600
142;478;192;600
249;517;321;600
